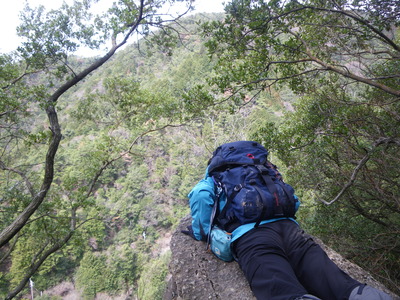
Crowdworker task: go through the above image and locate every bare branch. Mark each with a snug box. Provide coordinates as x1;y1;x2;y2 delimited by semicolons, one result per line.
305;4;400;52
4;207;100;299
0;160;35;197
5;219;76;300
319;137;400;205
288;28;400;97
0;233;20;265
85;122;188;197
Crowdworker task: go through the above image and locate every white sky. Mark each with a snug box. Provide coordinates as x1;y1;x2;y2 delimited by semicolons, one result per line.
0;0;225;56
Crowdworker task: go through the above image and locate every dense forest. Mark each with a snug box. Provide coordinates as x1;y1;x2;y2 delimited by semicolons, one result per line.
0;0;399;299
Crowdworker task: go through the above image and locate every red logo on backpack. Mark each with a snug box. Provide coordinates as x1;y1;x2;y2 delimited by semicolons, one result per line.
247;153;255;159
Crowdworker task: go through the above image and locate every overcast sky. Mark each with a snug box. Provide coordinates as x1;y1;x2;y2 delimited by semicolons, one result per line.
0;0;225;56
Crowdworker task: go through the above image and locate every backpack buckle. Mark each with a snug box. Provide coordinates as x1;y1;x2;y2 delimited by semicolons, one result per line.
256;164;269;175
234;184;243;192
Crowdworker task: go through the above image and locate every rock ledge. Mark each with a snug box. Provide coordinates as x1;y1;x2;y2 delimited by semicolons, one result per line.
165;215;398;300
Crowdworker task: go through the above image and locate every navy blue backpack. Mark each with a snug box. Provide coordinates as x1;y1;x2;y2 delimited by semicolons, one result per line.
208;141;298;232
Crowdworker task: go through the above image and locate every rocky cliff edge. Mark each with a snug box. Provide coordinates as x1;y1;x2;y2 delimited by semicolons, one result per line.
165;215;399;300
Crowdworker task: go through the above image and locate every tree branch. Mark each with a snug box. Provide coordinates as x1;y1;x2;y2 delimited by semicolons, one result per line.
0;233;20;265
0;161;35;197
319;137;399;205
0;104;61;248
85;122;188;197
0;0;148;249
5;210;79;300
49;0;146;105
288;28;400;97
304;4;400;52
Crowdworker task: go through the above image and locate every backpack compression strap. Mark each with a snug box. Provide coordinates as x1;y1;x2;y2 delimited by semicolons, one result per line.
255;164;296;223
253;164;281;226
216;181;243;231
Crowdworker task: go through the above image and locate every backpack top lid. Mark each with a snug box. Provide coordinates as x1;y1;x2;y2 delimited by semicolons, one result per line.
208;141;269;173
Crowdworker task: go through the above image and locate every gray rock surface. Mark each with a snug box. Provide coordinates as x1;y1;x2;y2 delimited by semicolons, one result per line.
166;215;398;300
166;215;255;300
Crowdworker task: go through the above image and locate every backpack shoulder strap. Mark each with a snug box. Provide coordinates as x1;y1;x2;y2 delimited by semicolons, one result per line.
206;179;224;249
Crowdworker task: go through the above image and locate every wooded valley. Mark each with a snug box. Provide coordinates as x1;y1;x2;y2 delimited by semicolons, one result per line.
0;0;399;298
